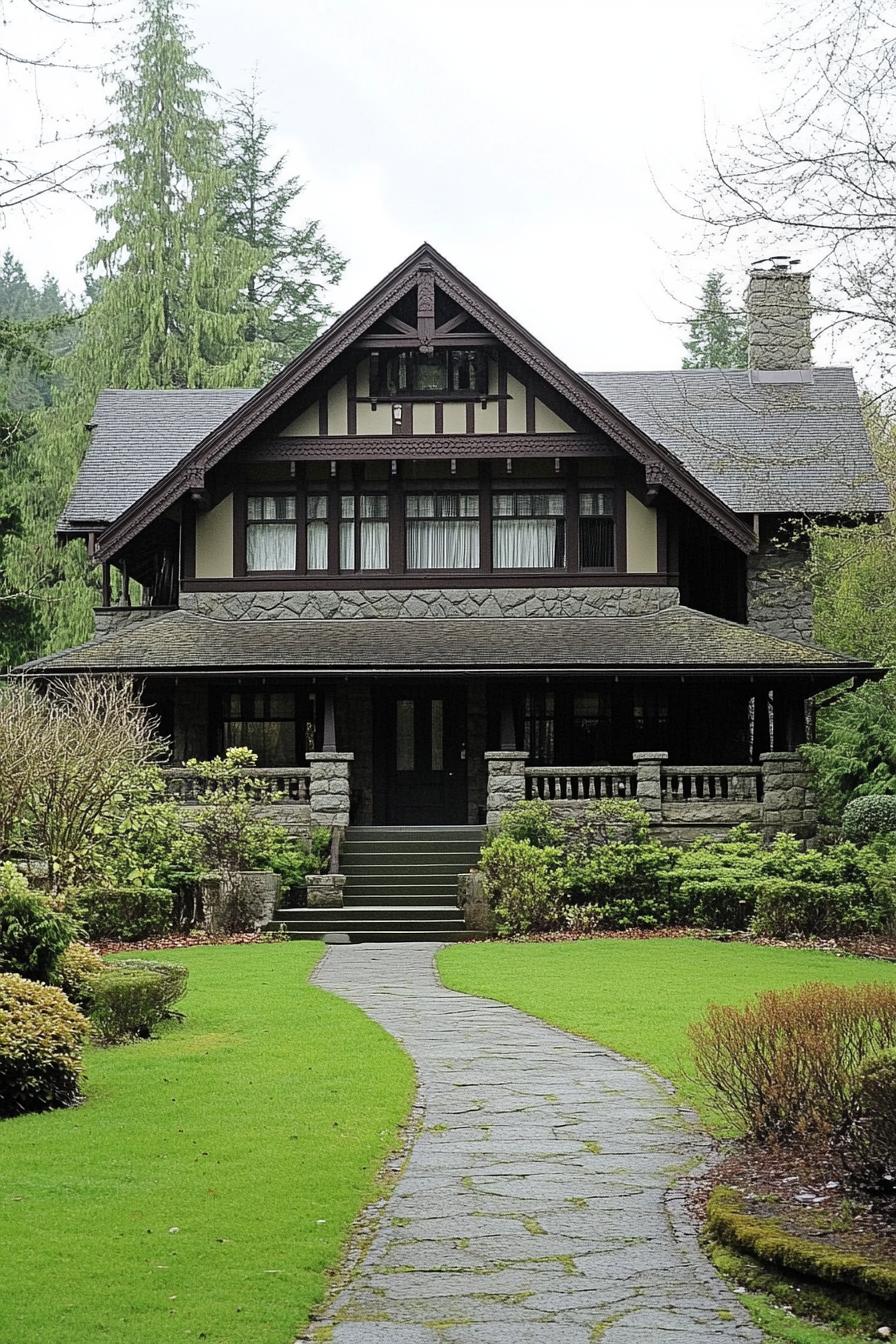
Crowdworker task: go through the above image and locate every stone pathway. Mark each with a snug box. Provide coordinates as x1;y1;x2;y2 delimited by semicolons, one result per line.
307;943;760;1343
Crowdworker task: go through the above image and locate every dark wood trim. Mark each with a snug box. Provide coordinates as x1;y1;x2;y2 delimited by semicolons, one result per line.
434;401;444;434
251;433;612;460
182;571;674;593
567;459;580;574
478;460;492;576
92;244;757;564
318;396;328;436
346;365;357;436
497;355;507;434
232;491;248;578
614;484;627;575
465;401;475;434
181;507;196;582
355;333;497;348
525;384;535;433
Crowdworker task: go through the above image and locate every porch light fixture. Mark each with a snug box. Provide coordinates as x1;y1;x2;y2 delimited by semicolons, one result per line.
450;458;457;476
392;403;402;423
391;459;398;476
506;457;512;474
330;460;337;477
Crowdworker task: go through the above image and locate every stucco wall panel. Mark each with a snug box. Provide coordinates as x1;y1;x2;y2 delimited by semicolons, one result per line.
195;494;234;579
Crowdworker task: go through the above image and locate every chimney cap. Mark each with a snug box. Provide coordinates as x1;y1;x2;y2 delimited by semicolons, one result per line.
750;255;803;273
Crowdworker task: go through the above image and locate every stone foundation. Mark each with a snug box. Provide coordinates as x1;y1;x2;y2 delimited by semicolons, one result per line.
181;585;680;622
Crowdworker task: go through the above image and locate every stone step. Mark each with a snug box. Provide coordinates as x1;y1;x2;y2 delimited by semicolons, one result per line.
281;929;476;943
343;893;459;908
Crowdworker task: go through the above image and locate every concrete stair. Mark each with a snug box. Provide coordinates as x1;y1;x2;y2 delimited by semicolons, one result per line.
272;825;485;942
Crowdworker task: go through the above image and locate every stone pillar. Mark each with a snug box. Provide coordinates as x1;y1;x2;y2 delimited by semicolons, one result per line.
307;752;353;829
306;874;346;908
760;751;817;841
632;751;668;825
484;751;528;830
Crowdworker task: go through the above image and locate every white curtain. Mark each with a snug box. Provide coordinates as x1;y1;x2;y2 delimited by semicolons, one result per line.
246;495;296;572
407;520;480;569
493;518;556;568
246;525;295;572
361;521;389;569
307;495;328;570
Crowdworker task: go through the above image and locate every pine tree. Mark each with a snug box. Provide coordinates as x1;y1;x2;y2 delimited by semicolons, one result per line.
219;83;346;374
0;252;73;409
682;271;748;369
2;0;266;664
80;0;264;390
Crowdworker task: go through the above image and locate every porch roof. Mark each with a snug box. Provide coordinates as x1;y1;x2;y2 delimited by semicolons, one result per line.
18;606;877;679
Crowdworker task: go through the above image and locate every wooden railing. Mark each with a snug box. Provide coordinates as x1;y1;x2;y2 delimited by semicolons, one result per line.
525;766;639;801
661;766;763;804
162;766;312;804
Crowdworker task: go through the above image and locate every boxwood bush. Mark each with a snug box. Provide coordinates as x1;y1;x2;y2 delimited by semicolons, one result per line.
0;972;89;1117
842;795;896;845
58;942;105;1009
0;864;75;983
75;886;174;942
88;959;188;1043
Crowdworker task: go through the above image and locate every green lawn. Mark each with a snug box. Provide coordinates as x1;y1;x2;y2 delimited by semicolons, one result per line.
437;937;896;1131
0;942;414;1344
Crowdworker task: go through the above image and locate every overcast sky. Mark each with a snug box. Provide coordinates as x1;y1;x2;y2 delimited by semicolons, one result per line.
2;0;806;373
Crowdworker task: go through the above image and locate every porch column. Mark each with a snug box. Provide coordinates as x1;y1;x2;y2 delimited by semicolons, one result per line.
632;751;667;825
307;751;354;829
485;751;528;829
760;751;817;842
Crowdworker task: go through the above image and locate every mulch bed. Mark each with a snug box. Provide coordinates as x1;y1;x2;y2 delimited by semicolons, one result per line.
91;931;268;954
515;927;896;961
691;1140;896;1272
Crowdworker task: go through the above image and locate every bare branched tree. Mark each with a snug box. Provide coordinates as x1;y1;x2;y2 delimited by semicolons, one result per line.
0;675;162;888
0;0;126;212
680;0;896;386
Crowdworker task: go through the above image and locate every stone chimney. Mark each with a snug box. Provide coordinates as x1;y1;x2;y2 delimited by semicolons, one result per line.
745;258;812;378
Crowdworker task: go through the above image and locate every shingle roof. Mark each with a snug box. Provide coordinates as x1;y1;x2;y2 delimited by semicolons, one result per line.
62;389;253;528
19;605;868;676
582;368;889;513
60;368;888;531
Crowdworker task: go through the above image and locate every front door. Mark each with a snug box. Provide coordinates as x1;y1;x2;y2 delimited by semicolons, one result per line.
375;686;467;824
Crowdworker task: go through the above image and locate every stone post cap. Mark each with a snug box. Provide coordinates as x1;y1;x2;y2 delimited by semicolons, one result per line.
484;751;530;762
632;751;669;763
759;751;804;763
306;752;355;763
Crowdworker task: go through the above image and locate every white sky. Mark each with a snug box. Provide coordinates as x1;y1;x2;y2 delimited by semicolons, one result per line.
1;0;812;373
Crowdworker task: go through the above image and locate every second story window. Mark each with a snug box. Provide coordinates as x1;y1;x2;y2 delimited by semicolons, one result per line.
492;492;565;569
376;349;488;397
340;494;389;571
306;495;328;571
579;490;615;568
406;492;480;569
246;494;296;572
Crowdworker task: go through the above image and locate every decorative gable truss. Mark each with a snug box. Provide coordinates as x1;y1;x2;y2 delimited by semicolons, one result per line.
92;244;757;565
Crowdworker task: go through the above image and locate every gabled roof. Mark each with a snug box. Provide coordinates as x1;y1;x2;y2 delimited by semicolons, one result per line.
86;243;758;559
18;603;873;677
584;369;889;514
62;366;889;532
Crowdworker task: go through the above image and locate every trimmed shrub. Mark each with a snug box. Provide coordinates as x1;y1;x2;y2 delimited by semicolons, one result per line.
843;795;896;845
479;834;562;936
751;876;882;939
89;959;188;1043
58;942;104;1009
0;973;89;1117
497;799;565;848
0;864;75;983
76;886;173;941
843;1048;896;1195
689;981;896;1142
561;840;681;931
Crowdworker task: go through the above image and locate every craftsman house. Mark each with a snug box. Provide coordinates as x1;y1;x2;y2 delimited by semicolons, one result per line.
23;245;887;931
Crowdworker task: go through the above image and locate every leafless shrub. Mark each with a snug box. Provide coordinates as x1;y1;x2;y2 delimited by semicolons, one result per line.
689;981;896;1142
0;675;162;889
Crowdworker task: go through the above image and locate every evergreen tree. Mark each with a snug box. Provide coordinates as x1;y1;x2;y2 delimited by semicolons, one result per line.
682;271;748;369
2;0;267;664
0;252;74;409
220;83;346;374
80;0;264;390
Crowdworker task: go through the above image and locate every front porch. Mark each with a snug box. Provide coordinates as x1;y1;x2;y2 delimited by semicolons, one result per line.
156;673;818;840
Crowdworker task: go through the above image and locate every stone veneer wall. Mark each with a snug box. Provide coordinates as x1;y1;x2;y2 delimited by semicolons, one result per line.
746;535;814;644
180;585;680;622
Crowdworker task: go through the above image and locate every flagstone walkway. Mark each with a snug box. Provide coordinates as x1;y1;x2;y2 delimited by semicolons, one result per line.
306;942;760;1343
